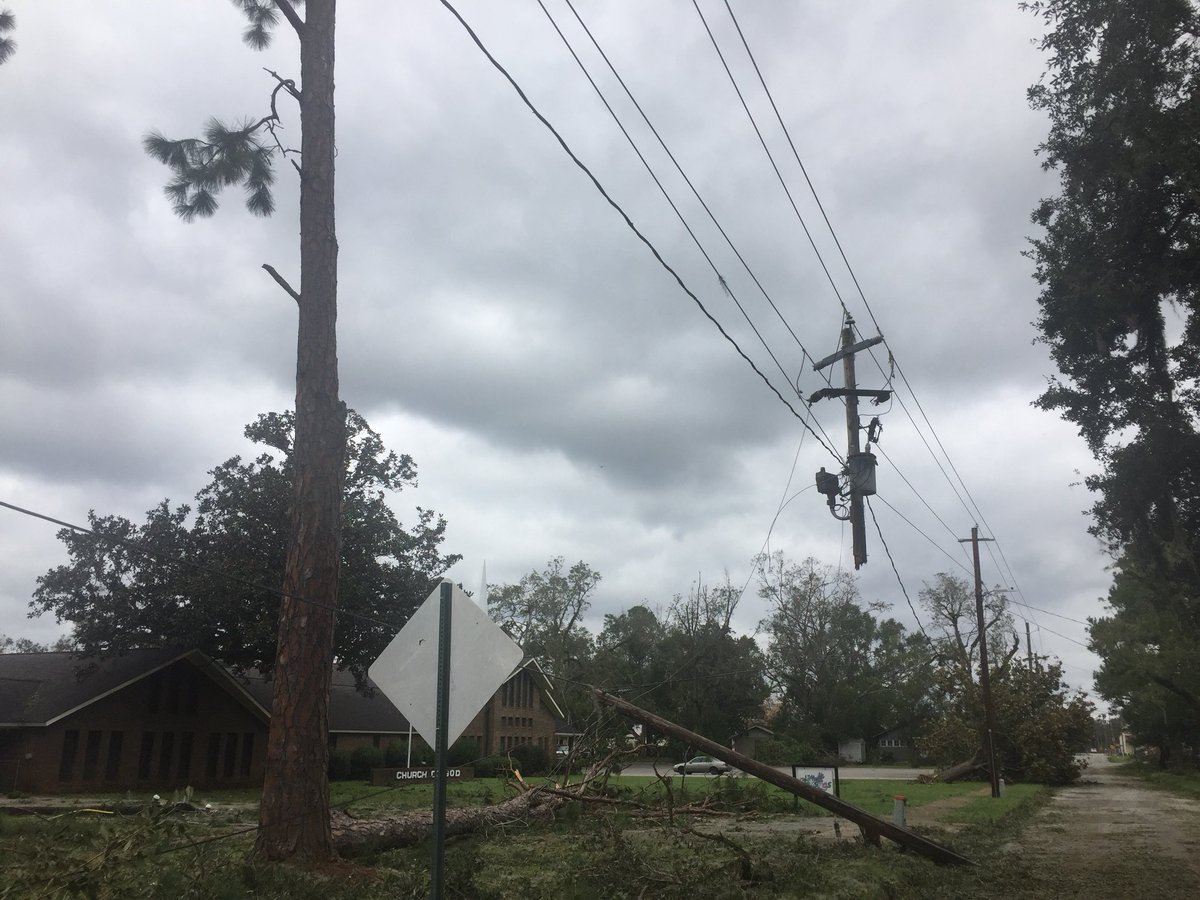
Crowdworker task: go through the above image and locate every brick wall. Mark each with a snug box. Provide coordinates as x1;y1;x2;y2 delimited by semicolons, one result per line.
13;659;268;794
467;670;557;757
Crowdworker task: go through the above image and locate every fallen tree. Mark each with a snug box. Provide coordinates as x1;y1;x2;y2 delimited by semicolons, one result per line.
330;785;566;854
937;753;986;783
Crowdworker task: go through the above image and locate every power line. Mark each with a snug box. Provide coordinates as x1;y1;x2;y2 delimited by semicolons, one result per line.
697;0;1003;586
436;0;841;459
534;0;834;451
873;443;973;554
865;496;933;645
0;499;394;632
871;494;972;576
689;0;850;316
715;0;1037;609
553;0;833;391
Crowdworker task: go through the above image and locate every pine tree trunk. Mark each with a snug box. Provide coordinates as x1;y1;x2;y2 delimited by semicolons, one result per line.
255;0;343;862
329;790;568;854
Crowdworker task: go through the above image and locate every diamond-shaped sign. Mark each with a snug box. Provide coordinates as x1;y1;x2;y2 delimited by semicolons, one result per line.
368;579;524;748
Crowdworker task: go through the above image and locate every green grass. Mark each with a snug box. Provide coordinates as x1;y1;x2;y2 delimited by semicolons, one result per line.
0;775;1079;899
943;783;1047;824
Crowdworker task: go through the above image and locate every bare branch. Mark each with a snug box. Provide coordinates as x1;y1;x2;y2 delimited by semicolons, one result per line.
264;68;301;104
262;264;300;304
272;0;304;38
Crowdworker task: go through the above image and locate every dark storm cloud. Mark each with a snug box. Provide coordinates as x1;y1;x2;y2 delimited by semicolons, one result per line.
0;1;1110;695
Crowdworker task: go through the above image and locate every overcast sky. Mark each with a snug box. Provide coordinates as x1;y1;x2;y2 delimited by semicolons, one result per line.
0;1;1110;699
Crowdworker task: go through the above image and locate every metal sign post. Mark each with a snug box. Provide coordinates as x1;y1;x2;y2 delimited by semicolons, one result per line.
367;577;524;897
430;581;452;899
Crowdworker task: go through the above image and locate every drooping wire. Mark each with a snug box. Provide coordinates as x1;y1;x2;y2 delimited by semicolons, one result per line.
871;494;973;576
435;0;842;460
533;0;826;437
872;442;974;556
552;0;835;394
866;496;933;646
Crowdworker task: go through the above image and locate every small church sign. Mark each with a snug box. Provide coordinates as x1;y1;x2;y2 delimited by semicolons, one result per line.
370;766;476;786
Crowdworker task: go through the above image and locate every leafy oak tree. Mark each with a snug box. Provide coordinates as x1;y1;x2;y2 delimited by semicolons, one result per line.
142;0;342;860
31;411;457;683
1090;556;1200;765
488;558;599;720
757;554;934;751
1025;0;1200;763
653;579;770;747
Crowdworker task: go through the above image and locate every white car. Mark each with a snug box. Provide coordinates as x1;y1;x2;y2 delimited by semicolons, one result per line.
673;755;732;775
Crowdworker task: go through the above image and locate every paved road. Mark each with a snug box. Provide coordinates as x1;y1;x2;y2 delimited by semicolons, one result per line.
619;762;932;780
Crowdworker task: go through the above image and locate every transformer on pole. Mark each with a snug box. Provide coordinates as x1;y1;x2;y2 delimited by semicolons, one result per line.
808;315;890;569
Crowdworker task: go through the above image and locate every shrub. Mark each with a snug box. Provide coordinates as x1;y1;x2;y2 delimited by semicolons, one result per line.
754;737;820;766
508;743;549;775
328;749;352;781
383;740;406;767
473;755;514;778
449;738;480;767
349;745;384;780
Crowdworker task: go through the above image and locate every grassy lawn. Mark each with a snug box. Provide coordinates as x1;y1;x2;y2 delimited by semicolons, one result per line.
0;775;1067;898
943;783;1046;824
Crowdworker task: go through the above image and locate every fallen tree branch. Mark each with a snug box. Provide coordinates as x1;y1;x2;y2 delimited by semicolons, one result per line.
330;787;566;854
679;825;752;881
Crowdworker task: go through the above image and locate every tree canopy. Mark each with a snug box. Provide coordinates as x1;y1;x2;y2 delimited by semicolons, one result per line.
31;410;459;686
918;575;1092;783
1026;0;1200;766
1026;0;1200;565
758;554;935;747
1090;555;1200;762
0;8;15;65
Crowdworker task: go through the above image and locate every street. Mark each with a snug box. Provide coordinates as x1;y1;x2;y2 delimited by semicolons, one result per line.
618;762;933;780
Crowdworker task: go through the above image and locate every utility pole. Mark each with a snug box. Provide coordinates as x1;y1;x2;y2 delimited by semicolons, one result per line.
959;526;1000;798
1026;621;1033;673
810;315;890;569
842;323;868;568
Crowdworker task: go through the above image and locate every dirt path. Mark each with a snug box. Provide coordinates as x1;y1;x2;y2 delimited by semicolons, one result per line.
1006;754;1200;898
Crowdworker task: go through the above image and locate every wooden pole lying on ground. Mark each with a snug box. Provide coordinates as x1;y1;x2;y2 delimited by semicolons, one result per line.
594;690;974;867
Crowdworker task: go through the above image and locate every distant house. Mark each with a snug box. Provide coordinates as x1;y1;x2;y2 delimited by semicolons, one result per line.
874;726;917;763
730;724;774;759
0;650;566;794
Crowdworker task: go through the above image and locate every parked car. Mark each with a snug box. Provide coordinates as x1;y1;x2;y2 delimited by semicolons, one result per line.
673;755;732;775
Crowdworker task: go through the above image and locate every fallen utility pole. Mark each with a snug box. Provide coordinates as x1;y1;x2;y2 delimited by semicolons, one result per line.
959;526;1001;799
594;690;973;866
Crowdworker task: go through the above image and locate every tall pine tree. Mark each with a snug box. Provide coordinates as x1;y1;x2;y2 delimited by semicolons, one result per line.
144;0;344;860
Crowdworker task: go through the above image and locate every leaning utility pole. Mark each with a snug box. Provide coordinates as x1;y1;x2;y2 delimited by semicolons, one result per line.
960;526;1001;798
810;316;890;568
